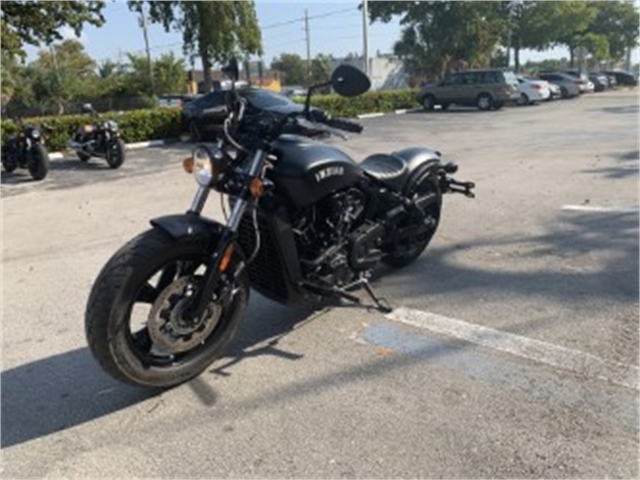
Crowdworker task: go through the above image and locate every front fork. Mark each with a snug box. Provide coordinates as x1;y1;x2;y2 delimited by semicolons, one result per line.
187;149;267;319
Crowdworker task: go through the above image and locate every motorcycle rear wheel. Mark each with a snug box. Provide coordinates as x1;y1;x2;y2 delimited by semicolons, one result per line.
85;229;249;388
382;177;441;268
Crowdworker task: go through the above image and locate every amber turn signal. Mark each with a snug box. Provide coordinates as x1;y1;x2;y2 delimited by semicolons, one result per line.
249;178;265;198
183;157;194;173
219;245;234;273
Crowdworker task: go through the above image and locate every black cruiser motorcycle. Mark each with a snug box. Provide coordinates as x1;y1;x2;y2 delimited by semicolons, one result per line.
85;60;475;388
2;121;51;181
68;104;125;168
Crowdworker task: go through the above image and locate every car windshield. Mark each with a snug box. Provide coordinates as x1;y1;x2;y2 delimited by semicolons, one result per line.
244;89;293;109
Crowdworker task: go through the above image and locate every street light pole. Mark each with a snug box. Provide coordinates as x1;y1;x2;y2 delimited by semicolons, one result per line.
362;0;369;76
140;4;155;97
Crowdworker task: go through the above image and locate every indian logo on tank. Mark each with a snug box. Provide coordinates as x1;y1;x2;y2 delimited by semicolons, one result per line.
315;166;344;182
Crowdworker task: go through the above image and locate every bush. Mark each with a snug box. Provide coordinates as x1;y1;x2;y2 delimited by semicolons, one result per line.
1;108;182;152
293;89;420;117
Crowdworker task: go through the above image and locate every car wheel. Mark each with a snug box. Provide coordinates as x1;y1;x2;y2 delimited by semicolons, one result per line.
517;93;529;106
476;93;492;111
189;120;202;142
422;95;436;111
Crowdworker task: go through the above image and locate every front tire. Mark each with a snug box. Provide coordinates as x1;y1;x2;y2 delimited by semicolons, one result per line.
85;229;249;388
28;144;50;181
422;94;436;111
106;138;125;169
476;93;493;111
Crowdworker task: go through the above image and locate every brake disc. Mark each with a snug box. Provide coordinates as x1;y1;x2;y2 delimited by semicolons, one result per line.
147;276;222;354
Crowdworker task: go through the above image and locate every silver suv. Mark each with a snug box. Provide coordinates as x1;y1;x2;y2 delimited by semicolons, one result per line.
418;69;520;111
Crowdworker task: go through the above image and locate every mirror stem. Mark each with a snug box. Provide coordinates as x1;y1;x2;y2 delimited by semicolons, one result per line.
304;81;332;119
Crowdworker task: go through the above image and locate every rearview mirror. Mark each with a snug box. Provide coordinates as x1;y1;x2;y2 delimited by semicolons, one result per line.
331;64;371;97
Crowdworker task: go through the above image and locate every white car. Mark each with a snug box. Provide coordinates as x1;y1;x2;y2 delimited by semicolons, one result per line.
516;76;551;105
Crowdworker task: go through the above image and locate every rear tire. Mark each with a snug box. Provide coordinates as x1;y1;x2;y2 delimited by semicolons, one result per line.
28;144;49;181
85;229;249;388
382;177;441;268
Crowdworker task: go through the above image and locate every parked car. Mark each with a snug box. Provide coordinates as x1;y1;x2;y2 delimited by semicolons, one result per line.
417;69;520;111
560;70;595;93
601;70;638;86
536;72;580;98
547;82;562;99
588;73;608;92
181;87;325;141
516;76;551;105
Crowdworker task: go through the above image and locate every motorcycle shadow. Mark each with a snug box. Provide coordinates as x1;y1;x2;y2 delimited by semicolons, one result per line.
0;294;322;448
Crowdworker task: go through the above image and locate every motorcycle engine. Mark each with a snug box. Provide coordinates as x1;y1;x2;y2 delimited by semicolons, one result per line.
294;188;367;286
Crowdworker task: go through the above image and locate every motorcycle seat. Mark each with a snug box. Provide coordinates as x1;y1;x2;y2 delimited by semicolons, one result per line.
360;153;410;191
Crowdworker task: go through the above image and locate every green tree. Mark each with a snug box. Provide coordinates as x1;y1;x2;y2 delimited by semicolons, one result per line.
1;1;104;58
369;1;508;80
590;1;639;63
271;53;307;86
153;53;187;95
128;1;262;92
29;39;98;114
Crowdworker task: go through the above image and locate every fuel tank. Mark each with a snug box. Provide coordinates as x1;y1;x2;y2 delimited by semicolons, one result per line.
270;134;363;208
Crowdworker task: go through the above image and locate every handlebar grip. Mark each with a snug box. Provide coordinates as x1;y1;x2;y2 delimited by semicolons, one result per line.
327;117;363;134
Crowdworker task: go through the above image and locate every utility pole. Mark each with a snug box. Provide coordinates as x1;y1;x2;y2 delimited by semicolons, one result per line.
304;9;311;84
140;3;155;97
362;0;369;76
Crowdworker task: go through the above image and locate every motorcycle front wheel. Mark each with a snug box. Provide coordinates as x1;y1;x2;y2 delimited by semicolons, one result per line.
28;144;50;181
85;229;249;388
106;138;125;169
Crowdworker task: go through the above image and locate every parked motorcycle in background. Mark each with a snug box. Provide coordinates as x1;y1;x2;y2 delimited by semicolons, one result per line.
68;104;126;169
1;121;51;181
85;59;475;389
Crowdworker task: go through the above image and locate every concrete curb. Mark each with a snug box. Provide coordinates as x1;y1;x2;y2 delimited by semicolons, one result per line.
356;108;421;119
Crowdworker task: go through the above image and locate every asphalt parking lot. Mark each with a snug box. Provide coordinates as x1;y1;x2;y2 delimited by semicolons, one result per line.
2;90;638;478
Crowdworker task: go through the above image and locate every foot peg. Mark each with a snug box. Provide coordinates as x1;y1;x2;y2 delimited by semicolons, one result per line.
446;178;475;198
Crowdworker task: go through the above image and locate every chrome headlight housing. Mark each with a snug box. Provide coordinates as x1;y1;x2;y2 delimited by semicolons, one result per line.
191;145;224;187
31;129;41;139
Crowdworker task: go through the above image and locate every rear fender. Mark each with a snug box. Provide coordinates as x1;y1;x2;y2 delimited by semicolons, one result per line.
392;147;443;196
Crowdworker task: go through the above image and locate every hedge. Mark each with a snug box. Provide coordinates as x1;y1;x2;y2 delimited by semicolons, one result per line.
294;89;420;118
1;108;182;153
1;89;420;152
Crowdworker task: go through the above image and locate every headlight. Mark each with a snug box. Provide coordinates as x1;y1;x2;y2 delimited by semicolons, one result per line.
31;130;41;139
192;147;214;186
184;145;226;187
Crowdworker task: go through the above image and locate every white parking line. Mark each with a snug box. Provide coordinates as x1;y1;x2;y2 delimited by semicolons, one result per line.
561;205;639;213
386;307;639;390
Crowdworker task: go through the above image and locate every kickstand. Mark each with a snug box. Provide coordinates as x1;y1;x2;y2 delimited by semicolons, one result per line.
301;274;393;313
342;274;393;313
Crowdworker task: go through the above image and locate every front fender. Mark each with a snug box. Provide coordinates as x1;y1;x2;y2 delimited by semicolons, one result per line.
150;213;223;242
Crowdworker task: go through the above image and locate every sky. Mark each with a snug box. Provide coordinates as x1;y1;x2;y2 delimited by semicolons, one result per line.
25;0;640;69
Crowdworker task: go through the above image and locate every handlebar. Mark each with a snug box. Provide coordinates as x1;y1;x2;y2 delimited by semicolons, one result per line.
325;117;363;134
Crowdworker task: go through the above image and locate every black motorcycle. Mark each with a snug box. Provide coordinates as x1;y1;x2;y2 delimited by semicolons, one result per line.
85;60;475;388
1;121;51;181
68;104;125;169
